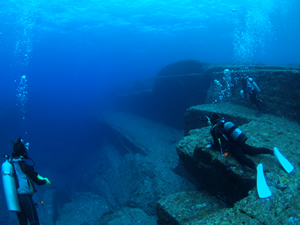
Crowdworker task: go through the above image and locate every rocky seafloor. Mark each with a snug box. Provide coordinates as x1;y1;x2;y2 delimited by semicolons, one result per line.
1;61;300;224
39;104;300;224
159;103;300;224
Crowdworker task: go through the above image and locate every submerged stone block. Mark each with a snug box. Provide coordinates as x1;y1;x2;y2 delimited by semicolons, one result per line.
156;191;224;225
180;103;299;206
172;102;300;224
177;126;255;207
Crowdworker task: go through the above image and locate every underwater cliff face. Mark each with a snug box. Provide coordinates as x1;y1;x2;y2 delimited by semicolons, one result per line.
205;65;300;123
118;62;300;129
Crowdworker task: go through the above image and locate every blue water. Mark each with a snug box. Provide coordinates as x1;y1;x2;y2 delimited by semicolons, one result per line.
0;0;300;172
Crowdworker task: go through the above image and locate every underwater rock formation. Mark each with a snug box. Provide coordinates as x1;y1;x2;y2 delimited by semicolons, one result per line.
48;103;300;224
151;60;211;129
115;59;212;129
183;103;254;136
177;126;255;207
78;111;196;224
99;207;157;225
55;192;111;225
161;103;300;224
205;65;300;123
178;104;267;206
156;60;205;77
116;62;300;129
156;191;225;225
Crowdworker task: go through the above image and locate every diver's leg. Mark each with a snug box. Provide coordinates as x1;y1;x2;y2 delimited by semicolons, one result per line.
229;144;257;171
17;194;28;225
250;92;262;117
22;195;39;225
242;143;273;156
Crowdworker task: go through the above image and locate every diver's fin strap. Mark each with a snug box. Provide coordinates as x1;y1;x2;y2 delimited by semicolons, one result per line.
256;163;272;199
274;147;294;173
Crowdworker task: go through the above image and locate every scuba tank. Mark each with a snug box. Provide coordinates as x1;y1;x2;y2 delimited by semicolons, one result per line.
248;77;261;93
224;122;247;145
1;155;21;212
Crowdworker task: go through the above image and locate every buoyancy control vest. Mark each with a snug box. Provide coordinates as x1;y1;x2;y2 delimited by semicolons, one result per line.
224;122;247;145
11;158;35;195
211;119;247;146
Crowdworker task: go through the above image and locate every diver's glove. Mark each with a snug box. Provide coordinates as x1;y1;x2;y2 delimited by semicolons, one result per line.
37;174;51;185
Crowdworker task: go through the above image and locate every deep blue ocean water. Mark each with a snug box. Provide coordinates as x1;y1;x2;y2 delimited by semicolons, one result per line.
0;0;299;173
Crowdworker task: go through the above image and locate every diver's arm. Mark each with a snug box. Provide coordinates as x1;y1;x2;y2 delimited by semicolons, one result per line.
23;164;47;185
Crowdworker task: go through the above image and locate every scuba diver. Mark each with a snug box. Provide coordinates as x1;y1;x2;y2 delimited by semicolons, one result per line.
2;137;51;225
240;76;262;117
205;113;294;198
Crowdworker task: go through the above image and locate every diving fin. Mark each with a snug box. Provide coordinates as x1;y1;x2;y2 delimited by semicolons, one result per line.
256;163;272;198
274;147;294;173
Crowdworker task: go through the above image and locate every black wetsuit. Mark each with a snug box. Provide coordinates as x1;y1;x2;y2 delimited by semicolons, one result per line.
210;120;273;171
13;159;46;225
241;78;261;111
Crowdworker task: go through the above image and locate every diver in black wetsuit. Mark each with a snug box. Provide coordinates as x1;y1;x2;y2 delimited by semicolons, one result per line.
240;77;262;117
205;113;294;198
208;113;273;171
10;138;51;225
